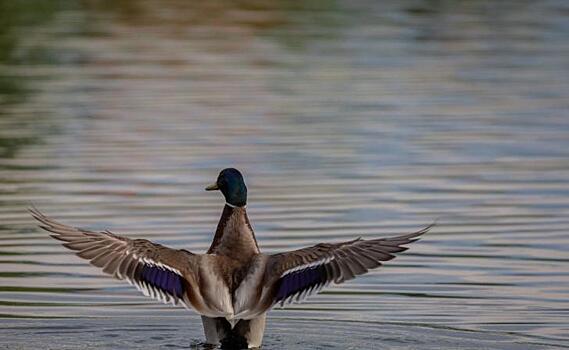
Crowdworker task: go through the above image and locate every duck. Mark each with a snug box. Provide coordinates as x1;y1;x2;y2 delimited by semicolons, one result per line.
31;168;432;349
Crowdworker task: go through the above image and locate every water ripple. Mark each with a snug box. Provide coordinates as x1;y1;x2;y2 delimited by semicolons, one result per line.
1;0;568;349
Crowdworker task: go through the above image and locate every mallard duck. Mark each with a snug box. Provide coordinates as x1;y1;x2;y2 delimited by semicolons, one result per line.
31;168;432;349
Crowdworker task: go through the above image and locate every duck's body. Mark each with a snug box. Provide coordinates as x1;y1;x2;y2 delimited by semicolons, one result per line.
195;206;261;319
199;204;267;347
32;168;431;349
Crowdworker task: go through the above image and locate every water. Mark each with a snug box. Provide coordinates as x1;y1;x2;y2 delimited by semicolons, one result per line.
1;0;568;349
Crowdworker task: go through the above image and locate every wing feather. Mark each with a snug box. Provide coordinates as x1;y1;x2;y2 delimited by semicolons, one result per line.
266;223;434;307
30;207;195;307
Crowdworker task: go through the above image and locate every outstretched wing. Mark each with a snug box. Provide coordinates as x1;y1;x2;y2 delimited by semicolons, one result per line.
264;224;433;307
30;207;196;307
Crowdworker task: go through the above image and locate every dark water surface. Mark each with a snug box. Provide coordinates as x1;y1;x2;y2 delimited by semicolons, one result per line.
1;0;568;349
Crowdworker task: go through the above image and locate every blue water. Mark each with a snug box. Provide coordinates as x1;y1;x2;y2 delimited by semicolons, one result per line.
1;0;568;349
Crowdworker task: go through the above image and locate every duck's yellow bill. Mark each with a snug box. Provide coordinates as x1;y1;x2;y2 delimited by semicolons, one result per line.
205;183;219;191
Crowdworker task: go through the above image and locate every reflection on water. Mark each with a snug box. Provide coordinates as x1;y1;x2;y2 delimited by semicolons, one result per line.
1;0;568;349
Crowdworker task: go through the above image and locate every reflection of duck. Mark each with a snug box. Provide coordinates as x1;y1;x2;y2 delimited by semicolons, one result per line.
32;168;432;349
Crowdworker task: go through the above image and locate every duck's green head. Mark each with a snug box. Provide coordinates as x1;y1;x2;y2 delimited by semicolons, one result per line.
205;168;247;207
